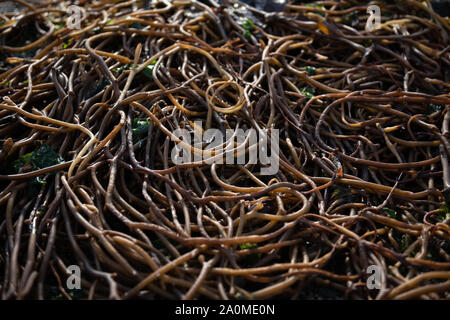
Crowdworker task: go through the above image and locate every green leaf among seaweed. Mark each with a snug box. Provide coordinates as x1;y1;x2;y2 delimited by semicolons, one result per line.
305;66;316;76
427;104;443;115
241;19;254;39
300;86;315;99
239;242;258;250
12;144;63;197
437;205;450;221
132;118;150;143
383;207;397;219
305;4;325;16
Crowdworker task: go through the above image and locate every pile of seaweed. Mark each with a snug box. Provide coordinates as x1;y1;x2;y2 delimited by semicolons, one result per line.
0;0;449;300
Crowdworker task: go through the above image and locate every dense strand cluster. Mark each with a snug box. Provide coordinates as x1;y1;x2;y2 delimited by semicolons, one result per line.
0;0;449;300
